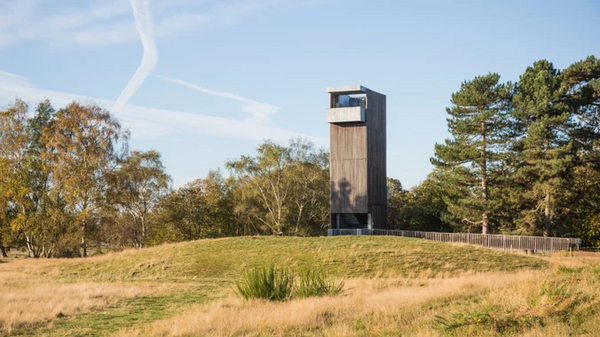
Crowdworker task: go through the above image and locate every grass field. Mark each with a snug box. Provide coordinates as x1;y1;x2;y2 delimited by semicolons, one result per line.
1;236;599;336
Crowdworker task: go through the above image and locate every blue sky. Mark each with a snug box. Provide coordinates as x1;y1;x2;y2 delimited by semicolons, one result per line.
0;0;598;188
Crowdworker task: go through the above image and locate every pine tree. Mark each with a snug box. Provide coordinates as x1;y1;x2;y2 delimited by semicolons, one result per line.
512;60;574;237
560;56;600;242
431;73;513;234
561;56;600;160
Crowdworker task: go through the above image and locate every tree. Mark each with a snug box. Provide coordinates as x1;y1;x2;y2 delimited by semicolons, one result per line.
108;150;171;248
559;56;600;243
512;60;574;236
386;178;406;229
387;176;453;232
409;175;453;232
567;165;600;246
22;99;59;257
431;73;513;234
284;138;329;236
150;170;235;242
0;205;10;257
0;100;30;256
43;102;127;257
1;99;76;258
227;140;291;234
0;147;12;257
561;56;600;154
226;138;329;235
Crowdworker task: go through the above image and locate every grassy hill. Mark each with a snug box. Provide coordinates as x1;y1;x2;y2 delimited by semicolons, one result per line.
2;236;599;336
59;236;547;281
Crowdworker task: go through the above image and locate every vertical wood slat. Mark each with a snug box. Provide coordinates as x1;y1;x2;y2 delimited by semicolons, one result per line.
365;89;387;229
330;122;368;214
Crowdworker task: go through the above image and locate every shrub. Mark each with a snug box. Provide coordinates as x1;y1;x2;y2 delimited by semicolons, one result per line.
235;265;293;301
295;269;344;298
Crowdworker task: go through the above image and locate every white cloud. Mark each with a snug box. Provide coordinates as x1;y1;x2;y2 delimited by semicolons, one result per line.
0;0;288;48
0;70;29;83
69;21;138;47
16;12;88;40
88;1;132;19
64;14;208;47
0;0;36;28
156;14;208;37
0;70;327;146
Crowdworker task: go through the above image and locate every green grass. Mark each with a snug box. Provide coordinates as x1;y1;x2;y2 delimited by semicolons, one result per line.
13;290;211;337
234;265;344;301
6;236;549;336
295;268;344;298
57;236;548;283
235;264;294;301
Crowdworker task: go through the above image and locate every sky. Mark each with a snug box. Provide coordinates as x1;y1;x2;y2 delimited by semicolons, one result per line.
0;0;599;189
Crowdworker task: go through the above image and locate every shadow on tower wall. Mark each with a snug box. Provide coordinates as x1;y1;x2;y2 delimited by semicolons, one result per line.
330;178;367;215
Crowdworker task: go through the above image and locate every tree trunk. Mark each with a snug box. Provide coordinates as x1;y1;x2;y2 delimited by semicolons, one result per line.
481;121;489;235
21;209;40;258
295;204;304;234
24;232;41;258
482;212;489;235
140;216;146;249
543;192;551;237
80;220;87;257
0;246;8;258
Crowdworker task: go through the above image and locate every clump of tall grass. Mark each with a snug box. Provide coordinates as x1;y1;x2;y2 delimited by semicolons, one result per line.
235;265;344;301
235;265;294;301
295;269;344;298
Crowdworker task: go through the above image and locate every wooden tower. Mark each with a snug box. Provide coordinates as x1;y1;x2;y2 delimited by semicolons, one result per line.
327;85;387;231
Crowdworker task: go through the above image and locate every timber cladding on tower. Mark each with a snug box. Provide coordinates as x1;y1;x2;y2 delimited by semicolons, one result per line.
327;85;387;230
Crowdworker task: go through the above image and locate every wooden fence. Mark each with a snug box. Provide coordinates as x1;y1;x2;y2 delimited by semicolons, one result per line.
327;229;581;253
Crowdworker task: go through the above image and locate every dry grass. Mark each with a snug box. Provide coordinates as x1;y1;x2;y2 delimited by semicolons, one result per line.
118;271;543;336
116;253;600;336
547;250;600;267
0;282;161;333
0;259;172;333
1;237;596;336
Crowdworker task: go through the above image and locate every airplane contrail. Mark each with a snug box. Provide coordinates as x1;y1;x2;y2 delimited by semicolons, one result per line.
112;0;157;115
154;75;262;104
154;74;281;122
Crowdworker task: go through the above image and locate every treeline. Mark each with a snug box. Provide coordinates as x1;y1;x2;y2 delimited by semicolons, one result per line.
0;100;133;257
1;56;599;257
396;56;599;246
0;100;330;257
149;139;330;244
